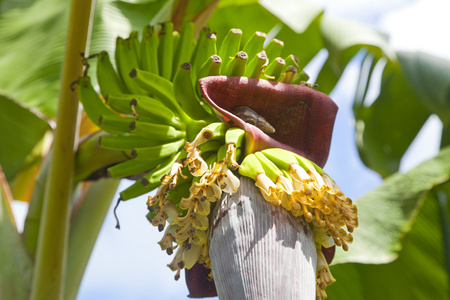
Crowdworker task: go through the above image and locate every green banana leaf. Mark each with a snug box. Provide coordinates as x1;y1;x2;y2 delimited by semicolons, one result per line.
317;15;433;177
0;95;50;181
329;146;450;299
0;168;33;300
330;191;449;299
0;0;173;119
355;50;450;177
354;59;431;177
397;51;450;127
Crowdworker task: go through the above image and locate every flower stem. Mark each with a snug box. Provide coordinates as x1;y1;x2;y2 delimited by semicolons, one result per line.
30;0;95;299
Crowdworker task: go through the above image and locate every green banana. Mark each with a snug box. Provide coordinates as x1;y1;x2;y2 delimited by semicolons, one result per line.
238;153;265;179
191;29;217;78
105;94;182;128
77;76;117;129
239;152;282;207
192;122;228;145
216;144;227;162
224;127;245;169
292;70;310;85
140;25;159;74
223;51;248;77
225;127;245;148
260;148;298;171
166;180;191;206
131;139;185;160
218;28;242;73
235;148;242;164
281;55;300;84
262;57;285;81
242;31;266;61
173;62;213;121
184;122;228;159
197;139;223;153
173;21;195;77
115;36;146;94
172;31;180;58
283;54;300;73
244;50;267;78
204;152;218;167
197;55;222;79
129;31;141;61
254;151;283;182
206;122;228;142
103;94;135;114
120;178;159;201
99;135;166;151
291;152;317;173
130;120;186;140
158;22;175;80
119;152;182;200
195;54;222;99
107;155;167;179
128;68;188;121
263;38;284;60
98;115;135;134
96;51;127;96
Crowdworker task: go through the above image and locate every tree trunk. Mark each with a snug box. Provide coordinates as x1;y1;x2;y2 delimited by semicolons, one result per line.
209;177;316;299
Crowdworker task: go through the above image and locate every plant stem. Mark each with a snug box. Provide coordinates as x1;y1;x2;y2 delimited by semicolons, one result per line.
22;154;50;258
65;178;120;300
30;0;95;299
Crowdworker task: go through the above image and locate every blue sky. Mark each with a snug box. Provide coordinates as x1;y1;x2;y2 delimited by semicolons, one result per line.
10;1;450;299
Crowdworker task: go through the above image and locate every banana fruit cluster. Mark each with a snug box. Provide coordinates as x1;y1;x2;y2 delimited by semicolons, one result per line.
148;123;244;280
77;21;356;299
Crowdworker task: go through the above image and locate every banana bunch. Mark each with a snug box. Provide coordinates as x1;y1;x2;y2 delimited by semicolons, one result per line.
77;20;355;299
147;123;245;280
239;148;358;299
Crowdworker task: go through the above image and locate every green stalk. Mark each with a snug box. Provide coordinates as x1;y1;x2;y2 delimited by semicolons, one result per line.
64;178;120;300
22;154;50;258
30;0;95;299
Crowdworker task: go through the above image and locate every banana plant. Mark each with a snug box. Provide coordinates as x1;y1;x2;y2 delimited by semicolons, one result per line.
1;0;449;299
75;15;358;298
